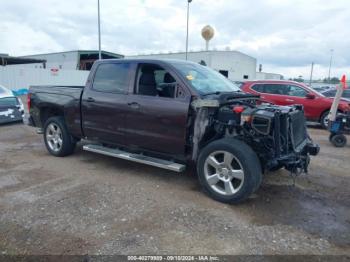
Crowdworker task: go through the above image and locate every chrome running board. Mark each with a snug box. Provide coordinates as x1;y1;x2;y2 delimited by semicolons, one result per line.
83;144;186;172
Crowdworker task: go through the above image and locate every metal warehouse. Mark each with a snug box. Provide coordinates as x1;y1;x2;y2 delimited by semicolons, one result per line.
21;50;124;71
128;50;257;81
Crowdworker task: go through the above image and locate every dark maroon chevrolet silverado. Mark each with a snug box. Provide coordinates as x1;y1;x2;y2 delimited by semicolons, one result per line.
28;59;319;203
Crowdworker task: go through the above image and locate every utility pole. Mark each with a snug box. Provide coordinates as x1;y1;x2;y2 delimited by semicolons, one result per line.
328;49;333;83
309;62;314;86
98;0;102;60
185;0;192;60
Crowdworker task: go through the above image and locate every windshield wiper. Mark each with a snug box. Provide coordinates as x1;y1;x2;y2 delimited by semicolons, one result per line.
202;91;222;96
202;90;241;96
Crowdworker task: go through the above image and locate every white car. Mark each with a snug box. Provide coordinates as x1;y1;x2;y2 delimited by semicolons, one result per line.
0;85;24;124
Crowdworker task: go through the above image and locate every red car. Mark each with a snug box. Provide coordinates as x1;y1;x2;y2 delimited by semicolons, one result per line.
241;80;350;128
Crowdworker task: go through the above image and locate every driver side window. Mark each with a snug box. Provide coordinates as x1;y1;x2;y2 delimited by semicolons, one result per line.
288;85;307;97
136;64;177;98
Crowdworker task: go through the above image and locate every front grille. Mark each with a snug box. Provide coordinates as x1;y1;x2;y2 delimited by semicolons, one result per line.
289;110;308;151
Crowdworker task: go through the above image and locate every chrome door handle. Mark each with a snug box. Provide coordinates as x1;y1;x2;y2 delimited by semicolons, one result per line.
285;99;294;102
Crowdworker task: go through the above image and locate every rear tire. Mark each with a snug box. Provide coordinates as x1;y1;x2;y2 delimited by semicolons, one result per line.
197;138;262;204
43;116;76;157
329;133;336;142
330;134;347;147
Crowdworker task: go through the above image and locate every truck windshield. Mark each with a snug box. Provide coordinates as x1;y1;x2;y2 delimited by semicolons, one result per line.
172;63;240;95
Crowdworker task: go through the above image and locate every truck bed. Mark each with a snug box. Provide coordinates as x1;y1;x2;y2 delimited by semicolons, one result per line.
29;85;84;138
30;85;84;96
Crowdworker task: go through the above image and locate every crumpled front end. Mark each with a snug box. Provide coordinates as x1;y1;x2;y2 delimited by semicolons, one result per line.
241;104;320;173
190;94;319;175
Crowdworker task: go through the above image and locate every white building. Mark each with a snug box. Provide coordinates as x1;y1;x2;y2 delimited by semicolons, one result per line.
127;50;257;81
20;50;123;71
0;66;90;94
256;71;283;80
0;50;123;93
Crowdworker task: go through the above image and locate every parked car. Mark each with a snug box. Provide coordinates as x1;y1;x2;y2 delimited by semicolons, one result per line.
241;80;350;128
312;85;334;92
0;85;24;124
28;59;319;204
322;89;350;100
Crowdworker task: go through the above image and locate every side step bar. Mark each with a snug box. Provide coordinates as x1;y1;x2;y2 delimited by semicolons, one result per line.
83;144;186;173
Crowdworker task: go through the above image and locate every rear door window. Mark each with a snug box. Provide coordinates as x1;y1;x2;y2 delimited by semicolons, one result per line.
93;63;130;93
251;84;264;93
263;84;288;95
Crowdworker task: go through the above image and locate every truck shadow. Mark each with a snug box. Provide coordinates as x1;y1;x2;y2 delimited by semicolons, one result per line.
74;142;199;185
74;143;350;250
234;171;350;249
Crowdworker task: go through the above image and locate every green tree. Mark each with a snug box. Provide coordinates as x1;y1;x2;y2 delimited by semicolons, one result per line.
330;77;340;84
292;76;304;82
323;77;340;84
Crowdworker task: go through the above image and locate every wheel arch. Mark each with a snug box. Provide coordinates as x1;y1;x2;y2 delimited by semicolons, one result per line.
39;105;65;127
319;108;344;121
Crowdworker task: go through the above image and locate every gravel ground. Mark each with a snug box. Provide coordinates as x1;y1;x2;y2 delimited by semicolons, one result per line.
0;121;349;255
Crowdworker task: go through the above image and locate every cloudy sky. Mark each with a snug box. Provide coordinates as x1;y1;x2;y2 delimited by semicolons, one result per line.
1;0;349;79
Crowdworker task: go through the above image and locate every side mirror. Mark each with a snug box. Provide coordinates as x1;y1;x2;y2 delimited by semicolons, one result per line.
158;82;177;98
306;93;316;99
158;82;176;89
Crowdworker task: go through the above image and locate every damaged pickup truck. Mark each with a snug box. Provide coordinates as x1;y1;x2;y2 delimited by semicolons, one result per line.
28;59;319;203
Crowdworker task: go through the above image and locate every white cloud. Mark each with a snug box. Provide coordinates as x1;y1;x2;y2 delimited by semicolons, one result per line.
0;0;349;78
0;21;62;54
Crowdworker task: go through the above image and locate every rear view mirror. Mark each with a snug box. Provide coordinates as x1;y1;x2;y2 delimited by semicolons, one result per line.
306;93;316;99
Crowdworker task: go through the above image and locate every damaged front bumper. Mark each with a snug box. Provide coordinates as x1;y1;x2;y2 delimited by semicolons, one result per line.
266;142;320;173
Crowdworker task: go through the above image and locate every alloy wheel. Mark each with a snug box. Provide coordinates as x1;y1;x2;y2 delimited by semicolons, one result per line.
204;151;245;196
46;123;63;152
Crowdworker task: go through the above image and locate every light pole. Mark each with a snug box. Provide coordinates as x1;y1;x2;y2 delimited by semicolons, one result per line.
328;49;334;83
185;0;192;60
98;0;102;60
309;62;314;86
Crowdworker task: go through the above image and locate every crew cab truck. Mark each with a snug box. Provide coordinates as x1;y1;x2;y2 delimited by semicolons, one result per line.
28;59;319;203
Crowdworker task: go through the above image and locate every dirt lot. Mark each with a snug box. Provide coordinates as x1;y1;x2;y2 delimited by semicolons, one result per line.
0;122;349;255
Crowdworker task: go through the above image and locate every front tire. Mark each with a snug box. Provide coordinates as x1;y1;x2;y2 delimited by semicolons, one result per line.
43;116;76;157
197;138;262;204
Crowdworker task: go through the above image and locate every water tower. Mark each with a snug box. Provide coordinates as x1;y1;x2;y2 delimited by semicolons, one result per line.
201;25;215;51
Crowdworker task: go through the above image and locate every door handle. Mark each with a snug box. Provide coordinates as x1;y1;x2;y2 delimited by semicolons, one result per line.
285;99;294;102
86;97;95;102
127;102;140;109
